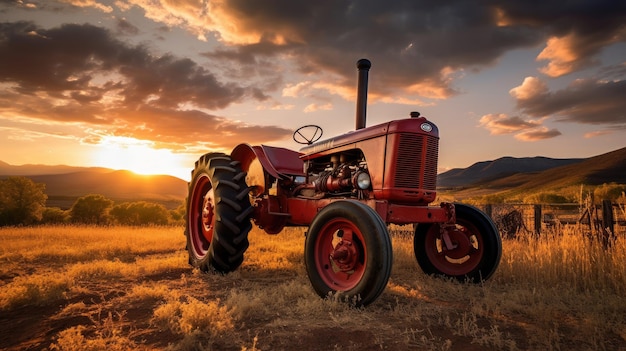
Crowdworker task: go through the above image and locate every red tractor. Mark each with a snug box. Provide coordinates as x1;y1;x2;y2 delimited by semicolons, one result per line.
185;59;502;306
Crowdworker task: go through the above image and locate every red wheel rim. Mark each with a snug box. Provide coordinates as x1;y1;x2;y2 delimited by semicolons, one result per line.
425;220;484;276
314;218;366;291
188;174;214;259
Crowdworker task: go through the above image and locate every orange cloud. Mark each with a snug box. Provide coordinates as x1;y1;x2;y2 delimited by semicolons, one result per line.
509;77;548;100
479;113;560;141
479;113;542;135
59;0;113;13
303;103;333;113
206;0;303;45
537;35;582;77
514;127;561;141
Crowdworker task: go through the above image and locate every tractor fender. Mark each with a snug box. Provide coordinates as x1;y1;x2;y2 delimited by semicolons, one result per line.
231;144;305;180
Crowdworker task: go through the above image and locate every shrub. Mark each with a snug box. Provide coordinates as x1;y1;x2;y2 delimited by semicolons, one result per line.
110;201;170;226
40;207;70;224
70;194;113;225
0;176;47;226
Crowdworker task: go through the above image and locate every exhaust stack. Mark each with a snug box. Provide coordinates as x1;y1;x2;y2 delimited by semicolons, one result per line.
355;58;371;130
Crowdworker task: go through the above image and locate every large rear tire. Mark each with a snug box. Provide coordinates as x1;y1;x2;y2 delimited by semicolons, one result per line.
304;201;392;306
414;203;501;282
185;153;253;273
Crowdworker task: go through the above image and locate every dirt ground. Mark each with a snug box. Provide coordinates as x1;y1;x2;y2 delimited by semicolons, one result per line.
0;257;508;350
1;231;625;351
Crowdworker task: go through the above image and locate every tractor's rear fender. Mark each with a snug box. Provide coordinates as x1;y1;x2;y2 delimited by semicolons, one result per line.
231;144;305;194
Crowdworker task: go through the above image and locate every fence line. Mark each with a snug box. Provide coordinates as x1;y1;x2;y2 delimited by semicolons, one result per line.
479;200;625;248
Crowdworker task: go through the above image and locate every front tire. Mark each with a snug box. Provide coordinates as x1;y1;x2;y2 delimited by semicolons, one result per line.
185;153;253;273
304;201;392;306
414;203;502;282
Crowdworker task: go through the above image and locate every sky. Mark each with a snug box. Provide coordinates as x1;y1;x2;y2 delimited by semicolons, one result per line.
0;0;625;181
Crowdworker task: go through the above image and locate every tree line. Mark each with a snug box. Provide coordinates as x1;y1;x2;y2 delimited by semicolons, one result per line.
0;176;185;226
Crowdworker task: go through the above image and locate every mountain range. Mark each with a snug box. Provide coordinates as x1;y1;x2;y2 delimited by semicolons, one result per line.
437;157;585;188
437;147;626;196
2;146;625;208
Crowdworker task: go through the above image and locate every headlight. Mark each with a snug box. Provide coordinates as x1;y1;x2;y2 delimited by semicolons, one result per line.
355;171;371;190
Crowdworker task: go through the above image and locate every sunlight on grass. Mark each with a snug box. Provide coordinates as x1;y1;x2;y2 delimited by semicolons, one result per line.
0;225;185;264
1;224;625;350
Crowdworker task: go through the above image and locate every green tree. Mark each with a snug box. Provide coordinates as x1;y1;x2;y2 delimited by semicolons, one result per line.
169;201;186;225
110;201;170;226
40;207;70;224
70;194;113;225
0;176;47;226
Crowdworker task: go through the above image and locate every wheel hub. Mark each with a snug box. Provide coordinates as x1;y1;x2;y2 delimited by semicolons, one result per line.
443;228;471;259
201;190;214;241
330;240;358;272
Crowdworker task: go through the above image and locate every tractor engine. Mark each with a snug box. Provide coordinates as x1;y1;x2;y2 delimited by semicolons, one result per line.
302;153;371;198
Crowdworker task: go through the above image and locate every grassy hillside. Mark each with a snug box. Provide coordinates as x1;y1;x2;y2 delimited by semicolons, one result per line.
445;147;626;201
438;156;583;188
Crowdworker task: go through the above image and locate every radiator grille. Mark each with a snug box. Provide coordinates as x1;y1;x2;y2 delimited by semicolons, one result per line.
394;133;438;190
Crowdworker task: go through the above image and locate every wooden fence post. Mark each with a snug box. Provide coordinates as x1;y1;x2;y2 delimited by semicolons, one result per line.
534;204;542;235
601;199;615;248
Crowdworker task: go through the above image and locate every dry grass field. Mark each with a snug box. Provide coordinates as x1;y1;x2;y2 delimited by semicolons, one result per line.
1;224;625;350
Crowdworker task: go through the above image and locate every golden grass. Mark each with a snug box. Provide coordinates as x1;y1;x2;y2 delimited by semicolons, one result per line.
0;226;186;310
1;224;625;350
0;225;183;264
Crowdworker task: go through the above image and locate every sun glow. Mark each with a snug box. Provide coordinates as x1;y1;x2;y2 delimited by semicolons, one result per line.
94;136;190;179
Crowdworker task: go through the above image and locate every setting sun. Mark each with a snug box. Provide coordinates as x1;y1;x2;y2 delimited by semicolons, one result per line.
94;136;190;179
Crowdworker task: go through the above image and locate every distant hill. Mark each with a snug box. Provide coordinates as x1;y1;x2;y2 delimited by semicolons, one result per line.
0;161;111;176
0;163;188;209
443;147;626;199
502;147;626;192
438;156;584;188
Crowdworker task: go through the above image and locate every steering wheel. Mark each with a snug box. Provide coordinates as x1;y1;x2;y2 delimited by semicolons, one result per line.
293;125;323;145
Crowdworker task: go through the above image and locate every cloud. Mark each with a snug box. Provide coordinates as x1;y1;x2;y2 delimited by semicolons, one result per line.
0;21;292;149
511;76;626;126
509;77;549;101
478;113;559;142
197;0;625;97
514;127;561;141
494;2;626;77
109;0;543;100
2;0;626;152
16;0;625;104
303;103;332;113
479;113;542;135
481;73;626;140
116;18;140;35
59;0;113;13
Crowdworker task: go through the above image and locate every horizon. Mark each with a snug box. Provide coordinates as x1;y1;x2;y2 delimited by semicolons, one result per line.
1;1;625;181
3;144;622;182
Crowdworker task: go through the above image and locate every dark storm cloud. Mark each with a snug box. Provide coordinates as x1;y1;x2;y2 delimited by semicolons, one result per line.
0;22;249;110
476;1;625;79
116;18;140;36
204;0;626;97
513;78;626;126
0;21;292;146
